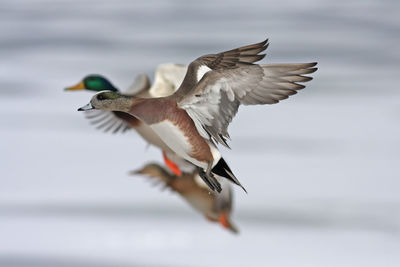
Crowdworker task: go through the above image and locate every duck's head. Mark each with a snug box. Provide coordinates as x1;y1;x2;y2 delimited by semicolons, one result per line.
77;90;131;112
65;75;118;92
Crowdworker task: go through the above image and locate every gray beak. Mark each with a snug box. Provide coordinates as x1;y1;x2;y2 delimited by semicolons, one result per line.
78;103;94;111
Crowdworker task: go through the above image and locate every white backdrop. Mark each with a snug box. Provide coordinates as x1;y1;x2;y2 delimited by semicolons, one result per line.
0;0;399;266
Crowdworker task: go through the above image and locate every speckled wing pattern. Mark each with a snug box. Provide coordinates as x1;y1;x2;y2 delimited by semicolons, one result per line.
175;39;318;147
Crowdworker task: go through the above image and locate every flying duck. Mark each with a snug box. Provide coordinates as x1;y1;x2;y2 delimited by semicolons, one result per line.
133;163;238;233
67;64;192;175
78;39;318;192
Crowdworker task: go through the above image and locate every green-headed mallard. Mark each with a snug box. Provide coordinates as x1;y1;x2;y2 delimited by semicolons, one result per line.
67;63;192;176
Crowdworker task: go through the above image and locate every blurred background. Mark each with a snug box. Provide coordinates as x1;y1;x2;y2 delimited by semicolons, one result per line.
1;0;399;266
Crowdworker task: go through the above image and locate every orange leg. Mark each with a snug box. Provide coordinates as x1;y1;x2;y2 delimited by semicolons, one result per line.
162;152;182;176
219;213;230;229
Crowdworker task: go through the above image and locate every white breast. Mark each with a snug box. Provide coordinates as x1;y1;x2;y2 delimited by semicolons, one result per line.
134;122;172;152
150;120;220;169
151;121;190;155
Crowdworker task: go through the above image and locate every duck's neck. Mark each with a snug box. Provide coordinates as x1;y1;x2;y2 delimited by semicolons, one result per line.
118;96;138;113
106;95;136;113
128;97;173;125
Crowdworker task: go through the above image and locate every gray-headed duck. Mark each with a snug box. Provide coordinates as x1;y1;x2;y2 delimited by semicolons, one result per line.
78;39;317;192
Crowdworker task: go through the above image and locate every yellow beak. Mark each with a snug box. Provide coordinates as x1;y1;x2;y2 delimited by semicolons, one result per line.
65;81;85;91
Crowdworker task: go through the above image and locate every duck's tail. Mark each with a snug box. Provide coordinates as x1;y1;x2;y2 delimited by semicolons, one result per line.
212;157;247;193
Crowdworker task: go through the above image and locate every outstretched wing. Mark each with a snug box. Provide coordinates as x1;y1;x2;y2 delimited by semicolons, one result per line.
172;39;317;146
124;73;151;95
131;163;177;192
83;110;134;134
148;63;187;97
173;39;269;101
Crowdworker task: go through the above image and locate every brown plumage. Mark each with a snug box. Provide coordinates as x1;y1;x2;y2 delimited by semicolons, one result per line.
132;163;239;233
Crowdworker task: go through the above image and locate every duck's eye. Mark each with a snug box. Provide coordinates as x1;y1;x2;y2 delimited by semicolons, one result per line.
97;94;106;100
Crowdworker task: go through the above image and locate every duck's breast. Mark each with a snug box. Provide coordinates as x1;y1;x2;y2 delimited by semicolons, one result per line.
131;98;216;168
155;117;217;169
151;120;192;157
134;122;174;152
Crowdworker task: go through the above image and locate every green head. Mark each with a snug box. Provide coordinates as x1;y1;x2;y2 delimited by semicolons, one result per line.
65;74;118;92
77;90;131;112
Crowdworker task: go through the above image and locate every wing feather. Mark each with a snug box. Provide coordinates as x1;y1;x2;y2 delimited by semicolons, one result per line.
178;63;317;146
171;39;317;146
200;39;269;69
84;110;134;134
147;63;187;97
173;39;269;101
124;73;151;95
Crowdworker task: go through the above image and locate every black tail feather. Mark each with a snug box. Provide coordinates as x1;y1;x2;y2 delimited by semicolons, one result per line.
212;158;247;193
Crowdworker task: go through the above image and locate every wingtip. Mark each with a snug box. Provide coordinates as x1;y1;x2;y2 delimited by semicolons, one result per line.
259;39;269;51
255;38;268;46
129;169;142;175
241;184;248;194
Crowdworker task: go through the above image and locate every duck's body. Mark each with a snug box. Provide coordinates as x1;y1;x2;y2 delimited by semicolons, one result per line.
79;39;318;192
108;95;234;190
129;97;220;169
134;163;238;233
